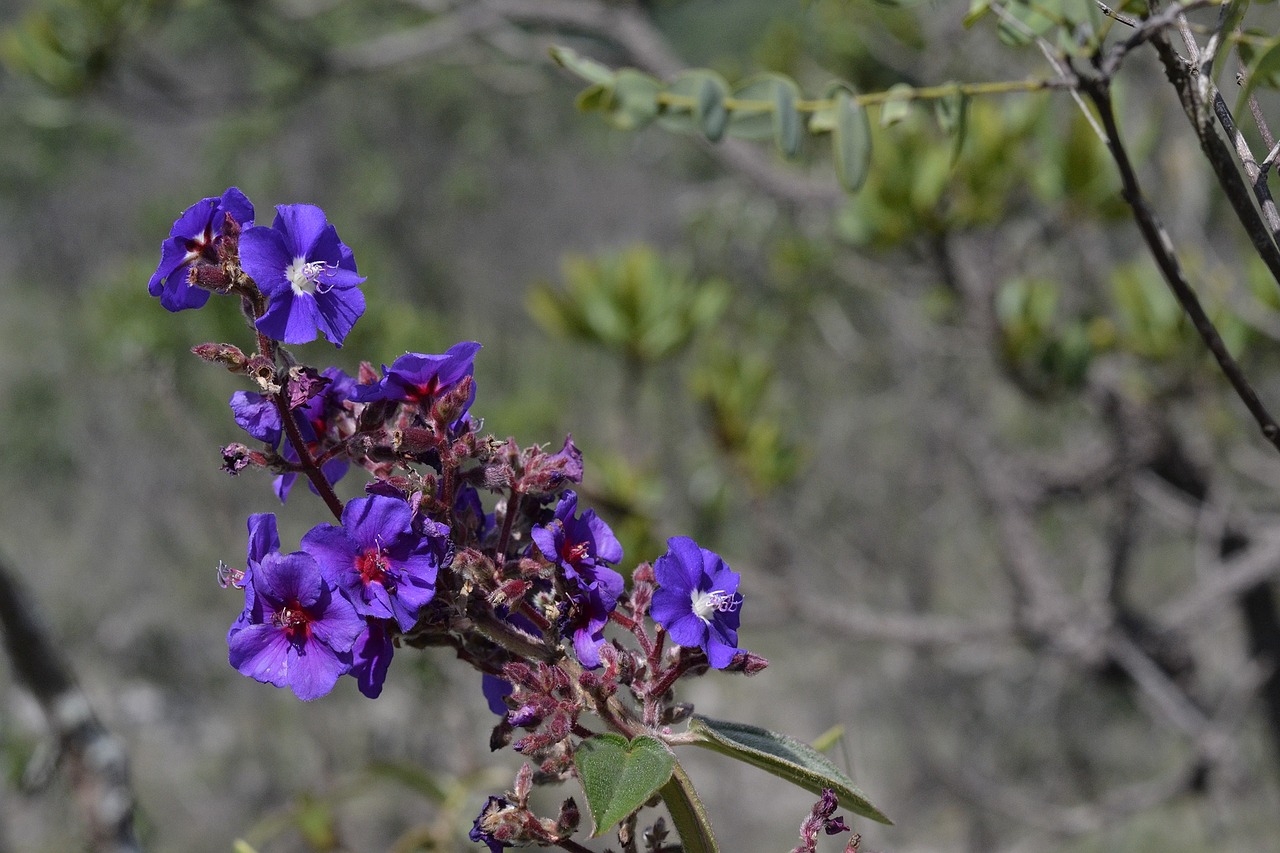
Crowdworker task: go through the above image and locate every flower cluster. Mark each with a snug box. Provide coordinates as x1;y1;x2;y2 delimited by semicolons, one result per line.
153;188;766;845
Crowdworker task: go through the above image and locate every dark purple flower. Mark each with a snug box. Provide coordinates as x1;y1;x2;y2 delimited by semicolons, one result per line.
350;341;482;417
351;617;395;699
149;187;253;312
227;548;364;701
531;491;623;668
301;495;446;632
239;204;366;347
470;796;514;853
651;536;744;669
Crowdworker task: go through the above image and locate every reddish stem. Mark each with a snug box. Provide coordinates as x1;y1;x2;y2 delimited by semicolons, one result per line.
255;329;345;521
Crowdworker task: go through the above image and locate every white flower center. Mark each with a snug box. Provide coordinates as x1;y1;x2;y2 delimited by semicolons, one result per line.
691;588;741;623
286;256;330;296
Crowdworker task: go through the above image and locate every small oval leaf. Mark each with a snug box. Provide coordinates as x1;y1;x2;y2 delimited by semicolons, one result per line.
831;86;872;193
879;83;914;127
608;70;662;130
696;75;729;141
688;715;892;825
728;74;794;140
773;78;802;158
575;734;677;837
658;70;733;137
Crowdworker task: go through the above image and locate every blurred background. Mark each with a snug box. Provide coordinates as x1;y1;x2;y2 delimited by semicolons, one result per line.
3;1;1280;851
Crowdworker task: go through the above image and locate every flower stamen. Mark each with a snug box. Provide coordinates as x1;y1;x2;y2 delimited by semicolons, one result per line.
691;588;741;622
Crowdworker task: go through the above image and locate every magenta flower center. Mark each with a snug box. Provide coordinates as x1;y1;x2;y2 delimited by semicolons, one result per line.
272;603;311;639
356;547;391;587
562;540;590;566
406;375;444;404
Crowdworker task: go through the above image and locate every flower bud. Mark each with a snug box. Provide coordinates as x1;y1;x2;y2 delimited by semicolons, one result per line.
191;342;248;371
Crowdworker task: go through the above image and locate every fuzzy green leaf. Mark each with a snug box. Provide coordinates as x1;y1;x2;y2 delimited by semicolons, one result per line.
688;716;892;825
575;734;676;837
659;760;719;853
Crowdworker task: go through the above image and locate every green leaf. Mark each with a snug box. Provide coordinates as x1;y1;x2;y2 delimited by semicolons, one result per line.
575;734;676;837
1239;33;1280;112
659;760;719;853
687;716;892;825
879;83;914;127
963;0;992;26
1212;1;1251;84
933;86;969;168
658;70;732;138
607;70;662;130
831;86;872;193
574;83;610;113
773;77;802;158
696;74;729;141
549;45;616;86
729;74;797;140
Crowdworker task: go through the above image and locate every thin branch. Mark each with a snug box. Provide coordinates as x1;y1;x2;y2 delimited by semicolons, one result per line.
1082;76;1280;455
1147;29;1280;290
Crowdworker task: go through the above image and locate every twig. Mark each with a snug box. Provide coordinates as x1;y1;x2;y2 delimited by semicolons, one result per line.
1082;77;1280;455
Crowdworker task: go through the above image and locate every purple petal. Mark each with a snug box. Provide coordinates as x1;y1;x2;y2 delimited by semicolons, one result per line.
285;639;350;701
352;619;394;699
254;552;324;609
663;611;708;650
274;204;331;258
246;513;280;565
238;227;292;294
219;187;255;227
654;537;701;593
300;523;356;580
228;623;292;688
230;391;282;446
704;627;740;669
342;496;413;551
573;627;604;669
307;591;365;654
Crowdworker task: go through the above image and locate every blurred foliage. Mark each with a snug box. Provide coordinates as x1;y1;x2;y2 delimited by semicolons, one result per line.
0;0;164;95
528;244;730;369
689;342;804;494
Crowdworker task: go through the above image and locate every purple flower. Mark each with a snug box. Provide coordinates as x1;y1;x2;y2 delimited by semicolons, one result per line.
239;204;366;347
531;491;623;668
301;495;446;632
227;548;364;701
650;536;744;669
149;187;253;312
351;341;482;417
